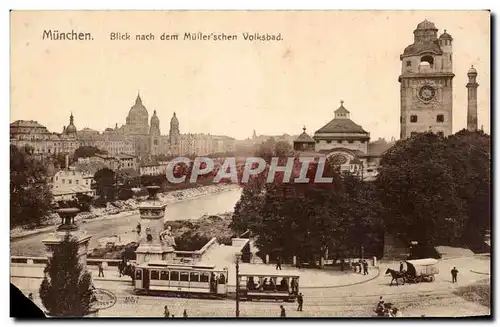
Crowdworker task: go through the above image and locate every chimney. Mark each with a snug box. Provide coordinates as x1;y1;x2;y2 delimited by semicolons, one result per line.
65;154;69;170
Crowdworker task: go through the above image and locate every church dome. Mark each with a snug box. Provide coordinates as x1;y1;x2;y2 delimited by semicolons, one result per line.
416;19;437;30
65;113;77;134
128;93;149;120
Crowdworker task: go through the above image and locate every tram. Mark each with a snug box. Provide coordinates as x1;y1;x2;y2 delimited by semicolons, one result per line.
237;271;300;302
133;260;229;299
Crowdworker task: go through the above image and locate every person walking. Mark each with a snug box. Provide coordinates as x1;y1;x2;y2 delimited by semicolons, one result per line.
363;260;369;275
163;305;170;318
297;293;303;311
183;309;188;318
276;256;282;270
280;305;286;317
98;262;105;277
451;267;458;283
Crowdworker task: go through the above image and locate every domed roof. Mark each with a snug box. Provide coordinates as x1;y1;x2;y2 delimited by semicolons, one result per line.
170;112;179;125
402;41;443;57
468;65;477;74
128;93;148;117
65;113;77;134
151;110;159;124
416;19;437;30
439;29;453;40
294;126;315;144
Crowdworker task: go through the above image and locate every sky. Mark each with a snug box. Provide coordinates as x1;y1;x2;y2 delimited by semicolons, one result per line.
10;10;490;140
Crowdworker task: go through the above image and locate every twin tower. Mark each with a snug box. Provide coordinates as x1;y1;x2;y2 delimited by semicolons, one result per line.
399;20;479;139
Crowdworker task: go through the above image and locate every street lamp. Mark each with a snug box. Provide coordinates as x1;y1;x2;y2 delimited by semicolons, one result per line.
235;252;242;318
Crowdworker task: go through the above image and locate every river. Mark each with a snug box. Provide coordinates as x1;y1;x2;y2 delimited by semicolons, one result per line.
10;188;242;257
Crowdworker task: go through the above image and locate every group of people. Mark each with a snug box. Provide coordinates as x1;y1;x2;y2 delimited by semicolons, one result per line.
374;296;403;317
163;306;188;318
352;259;370;275
209;272;226;292
245;277;299;294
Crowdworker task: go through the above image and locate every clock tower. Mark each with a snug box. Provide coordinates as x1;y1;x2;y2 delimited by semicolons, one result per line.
399;20;455;139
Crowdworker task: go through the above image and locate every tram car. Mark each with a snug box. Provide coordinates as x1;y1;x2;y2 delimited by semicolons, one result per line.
237;271;300;302
133;260;229;299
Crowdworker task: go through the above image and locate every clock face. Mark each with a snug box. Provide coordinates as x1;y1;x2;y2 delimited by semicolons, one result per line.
419;85;436;102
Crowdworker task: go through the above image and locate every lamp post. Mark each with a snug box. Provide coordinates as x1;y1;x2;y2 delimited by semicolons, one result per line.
235;252;242;318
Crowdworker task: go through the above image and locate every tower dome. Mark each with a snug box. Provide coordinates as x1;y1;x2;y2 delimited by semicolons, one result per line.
416;19;437;31
468;65;478;75
170;112;179;126
439;29;453;40
151;110;159;125
65;112;77;134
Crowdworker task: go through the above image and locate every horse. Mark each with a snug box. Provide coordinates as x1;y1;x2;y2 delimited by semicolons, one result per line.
385;268;406;286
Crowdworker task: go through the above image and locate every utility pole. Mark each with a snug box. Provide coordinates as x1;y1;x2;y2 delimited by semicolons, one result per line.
235;253;241;318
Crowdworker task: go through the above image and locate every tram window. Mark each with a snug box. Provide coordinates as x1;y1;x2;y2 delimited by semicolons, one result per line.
160;271;169;281
151;270;159;280
135;270;142;280
180;272;189;282
170;271;179;281
200;273;209;283
219;273;226;284
190;272;200;282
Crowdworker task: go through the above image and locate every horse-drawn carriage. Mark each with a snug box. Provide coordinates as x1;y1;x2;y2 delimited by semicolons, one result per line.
404;258;439;283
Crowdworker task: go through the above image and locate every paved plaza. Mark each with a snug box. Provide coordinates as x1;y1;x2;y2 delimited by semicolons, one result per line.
11;254;490;317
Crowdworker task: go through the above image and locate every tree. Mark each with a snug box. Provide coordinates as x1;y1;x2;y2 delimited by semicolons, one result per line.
52;152;69;169
73;146;107;162
93;168;116;201
444;129;491;244
39;235;95;317
10;145;53;227
376;132;468;245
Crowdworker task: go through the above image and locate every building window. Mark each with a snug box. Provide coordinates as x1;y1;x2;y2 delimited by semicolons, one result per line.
406;60;411;67
62;179;65;184
361;140;366;144
327;140;331;144
421;55;434;68
436;114;444;123
337;140;342;144
76;180;79;184
69;180;72;184
410;115;418;123
348;140;354;144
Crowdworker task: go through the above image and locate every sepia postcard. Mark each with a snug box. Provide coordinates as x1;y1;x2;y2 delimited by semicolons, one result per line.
9;10;491;318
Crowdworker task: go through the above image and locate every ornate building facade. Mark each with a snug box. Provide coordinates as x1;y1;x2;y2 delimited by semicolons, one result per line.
399;20;455;139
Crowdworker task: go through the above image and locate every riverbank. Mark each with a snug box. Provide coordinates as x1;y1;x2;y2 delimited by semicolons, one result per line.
10;184;241;240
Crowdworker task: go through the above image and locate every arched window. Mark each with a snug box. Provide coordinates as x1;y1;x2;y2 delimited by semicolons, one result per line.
421;55;434;68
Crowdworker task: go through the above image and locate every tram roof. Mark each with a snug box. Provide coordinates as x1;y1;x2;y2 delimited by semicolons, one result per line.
138;260;218;270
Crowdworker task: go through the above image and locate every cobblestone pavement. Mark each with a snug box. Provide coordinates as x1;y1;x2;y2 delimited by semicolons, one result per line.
12;255;490;318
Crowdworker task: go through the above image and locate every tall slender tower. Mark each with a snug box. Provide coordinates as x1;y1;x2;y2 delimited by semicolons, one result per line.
399;20;455;139
466;65;479;131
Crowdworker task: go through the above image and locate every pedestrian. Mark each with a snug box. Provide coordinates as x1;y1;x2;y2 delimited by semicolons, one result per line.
364;260;369;275
375;296;385;316
136;221;141;236
451;267;458;283
280;305;286;317
98;262;105;277
276;256;282;270
399;261;404;272
171;315;175;318
297;293;303;311
28;293;34;301
164;305;170;318
183;309;188;318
